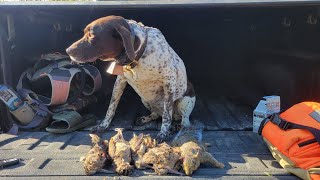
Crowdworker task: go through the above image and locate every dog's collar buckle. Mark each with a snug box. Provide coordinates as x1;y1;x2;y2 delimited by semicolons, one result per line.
123;27;148;77
123;60;138;76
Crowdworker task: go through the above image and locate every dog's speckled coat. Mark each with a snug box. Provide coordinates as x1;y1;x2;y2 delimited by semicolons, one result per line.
66;16;195;142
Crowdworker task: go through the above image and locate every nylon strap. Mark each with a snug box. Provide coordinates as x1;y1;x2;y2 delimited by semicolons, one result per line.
259;113;320;144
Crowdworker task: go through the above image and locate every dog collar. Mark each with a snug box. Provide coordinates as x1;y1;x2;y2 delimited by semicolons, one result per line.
123;28;148;75
133;28;149;64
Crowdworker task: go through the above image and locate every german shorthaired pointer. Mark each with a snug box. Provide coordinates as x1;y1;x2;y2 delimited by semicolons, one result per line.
66;16;195;142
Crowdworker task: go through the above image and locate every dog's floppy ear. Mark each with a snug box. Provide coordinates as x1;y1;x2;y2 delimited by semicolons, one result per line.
114;24;136;61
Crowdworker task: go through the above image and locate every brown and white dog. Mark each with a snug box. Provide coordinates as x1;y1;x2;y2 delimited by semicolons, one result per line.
66;16;195;142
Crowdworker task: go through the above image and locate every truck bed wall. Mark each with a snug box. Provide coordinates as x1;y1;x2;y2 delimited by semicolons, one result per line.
1;4;320;130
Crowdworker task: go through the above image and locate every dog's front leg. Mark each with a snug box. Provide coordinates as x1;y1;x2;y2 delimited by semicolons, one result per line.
156;82;175;143
92;75;127;132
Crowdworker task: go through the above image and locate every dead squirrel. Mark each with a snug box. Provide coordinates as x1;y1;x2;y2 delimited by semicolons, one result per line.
108;128;134;175
171;124;225;175
80;134;112;175
129;133;157;169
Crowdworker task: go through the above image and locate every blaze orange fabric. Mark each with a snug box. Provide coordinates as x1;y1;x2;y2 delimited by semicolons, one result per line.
311;174;320;180
262;102;320;171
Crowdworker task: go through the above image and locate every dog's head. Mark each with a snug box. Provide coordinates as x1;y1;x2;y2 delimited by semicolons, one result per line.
66;16;136;63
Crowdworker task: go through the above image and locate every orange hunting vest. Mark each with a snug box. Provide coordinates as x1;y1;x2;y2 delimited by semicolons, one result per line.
260;102;320;180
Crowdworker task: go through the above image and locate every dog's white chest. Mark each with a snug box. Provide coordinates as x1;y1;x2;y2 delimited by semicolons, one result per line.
123;65;164;103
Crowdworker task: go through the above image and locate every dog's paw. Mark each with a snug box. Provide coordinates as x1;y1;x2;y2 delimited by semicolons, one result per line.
155;132;168;144
90;125;107;133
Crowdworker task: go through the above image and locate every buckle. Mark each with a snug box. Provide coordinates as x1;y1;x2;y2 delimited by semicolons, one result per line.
279;121;290;130
271;115;290;130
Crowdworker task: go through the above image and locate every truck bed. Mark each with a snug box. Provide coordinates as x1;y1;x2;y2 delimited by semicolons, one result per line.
0;130;297;179
1;1;319;179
